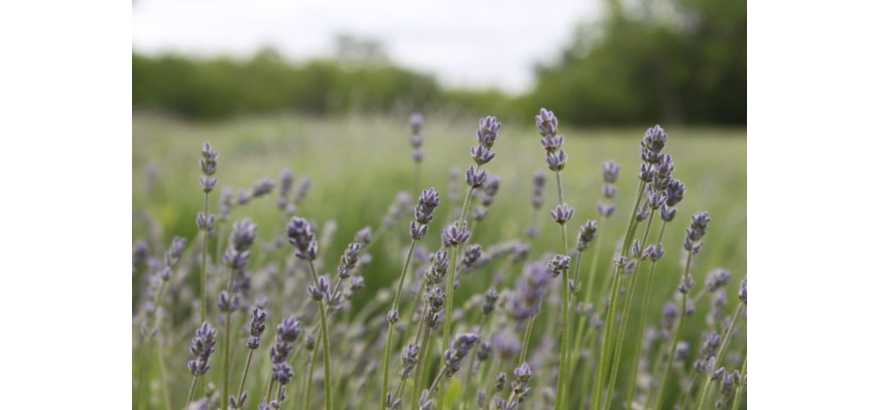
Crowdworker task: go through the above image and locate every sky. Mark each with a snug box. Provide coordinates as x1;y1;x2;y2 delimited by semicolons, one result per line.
132;0;601;94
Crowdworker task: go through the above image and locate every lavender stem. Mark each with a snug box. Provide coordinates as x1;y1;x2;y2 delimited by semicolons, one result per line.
592;180;647;410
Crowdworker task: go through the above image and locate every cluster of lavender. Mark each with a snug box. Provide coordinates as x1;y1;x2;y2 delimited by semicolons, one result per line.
132;111;746;410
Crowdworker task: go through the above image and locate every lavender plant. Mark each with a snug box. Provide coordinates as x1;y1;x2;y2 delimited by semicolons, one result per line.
132;112;746;410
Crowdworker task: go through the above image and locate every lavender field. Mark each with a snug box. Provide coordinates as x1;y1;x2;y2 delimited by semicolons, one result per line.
132;111;747;410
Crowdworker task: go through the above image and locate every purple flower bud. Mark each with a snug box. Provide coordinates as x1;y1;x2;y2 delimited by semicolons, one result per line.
546;149;567;171
466;165;488;188
738;278;747;304
495;372;508;392
635;205;649;222
602;183;618;200
412;149;425;163
632;239;642;259
660;204;677;222
418;390;434;410
706;268;732;293
218;291;241;313
473;206;488;221
514;362;532;382
477;116;501;148
425;286;446;313
414;187;441;224
639;163;653;182
648;190;667;210
409;113;424;134
355;226;372;246
196;212;215;231
399;343;420;378
550;203;575;224
251;178;275;198
641;125;668;154
678;274;695;294
287;216;318;261
477;341;491;361
427;250;450;284
279;169;294;198
548;255;571;278
482;287;499;315
237;188;251;206
648;243;665;261
665;178;686;207
272;363;294;385
597;203;617;218
230;391;248;409
461;244;482;271
444;333;480;377
662;302;678;330
230;219;258;251
200;176;217;193
187;322;218;376
602;161;621;183
387;310;400;324
293;176;312;205
535;108;558;136
470;145;496;165
410;221;428;240
349;276;365;293
442;223;471;247
247;308;268;349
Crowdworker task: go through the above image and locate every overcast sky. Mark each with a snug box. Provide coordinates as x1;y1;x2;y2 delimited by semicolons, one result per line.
132;0;600;94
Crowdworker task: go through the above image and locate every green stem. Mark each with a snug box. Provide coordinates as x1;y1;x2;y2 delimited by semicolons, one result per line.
518;317;536;365
695;302;745;410
624;222;667;410
185;375;199;409
440;180;478;407
417;327;436;407
414;162;421;200
222;263;239;405
411;313;431;410
156;334;172;410
308;261;334;410
604;211;655;410
731;356;746;410
591;181;647;410
236;349;255;404
200;192;209;324
305;346;317;409
553;177;572;410
569;220;606;406
383;238;418;408
655;252;693;410
265;377;276;407
222;308;233;405
460;316;486;410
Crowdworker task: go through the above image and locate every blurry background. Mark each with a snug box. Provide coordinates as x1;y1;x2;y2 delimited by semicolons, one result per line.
132;4;746;406
132;0;746;125
132;0;746;297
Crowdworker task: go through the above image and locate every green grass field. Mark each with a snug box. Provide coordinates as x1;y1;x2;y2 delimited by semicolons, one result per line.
132;112;746;409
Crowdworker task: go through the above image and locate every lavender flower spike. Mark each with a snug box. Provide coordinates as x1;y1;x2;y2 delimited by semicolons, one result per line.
442;222;471;247
287;216;318;261
444;334;480;377
477;116;501;148
187;322;218;376
414;187;441;224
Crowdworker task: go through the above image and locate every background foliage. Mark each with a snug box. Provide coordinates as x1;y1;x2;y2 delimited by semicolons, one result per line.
132;0;745;126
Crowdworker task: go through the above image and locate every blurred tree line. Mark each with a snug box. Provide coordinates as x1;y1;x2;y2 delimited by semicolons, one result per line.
133;0;744;125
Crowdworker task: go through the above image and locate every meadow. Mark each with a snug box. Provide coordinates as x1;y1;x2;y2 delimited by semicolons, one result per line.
132;111;746;409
